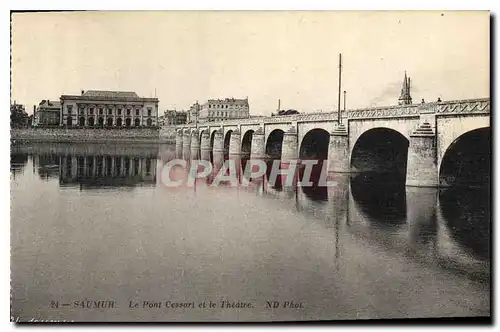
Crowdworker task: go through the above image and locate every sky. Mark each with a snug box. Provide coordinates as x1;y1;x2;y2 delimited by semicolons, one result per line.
11;11;489;115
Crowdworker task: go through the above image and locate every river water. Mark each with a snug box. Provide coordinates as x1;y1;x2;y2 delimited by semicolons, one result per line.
10;142;490;322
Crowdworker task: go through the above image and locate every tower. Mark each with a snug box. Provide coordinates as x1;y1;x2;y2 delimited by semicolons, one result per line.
398;71;412;105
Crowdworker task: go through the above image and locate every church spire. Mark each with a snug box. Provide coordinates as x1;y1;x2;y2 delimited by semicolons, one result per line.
398;71;412;105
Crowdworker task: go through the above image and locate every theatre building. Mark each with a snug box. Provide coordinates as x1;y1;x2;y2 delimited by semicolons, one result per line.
60;90;159;128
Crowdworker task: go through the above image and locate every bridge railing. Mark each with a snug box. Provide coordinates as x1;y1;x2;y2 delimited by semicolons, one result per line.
171;98;490;130
435;98;490;115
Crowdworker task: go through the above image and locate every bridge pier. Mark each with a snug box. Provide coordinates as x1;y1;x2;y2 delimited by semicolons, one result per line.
406;122;438;187
282;126;298;162
250;127;265;159
229;129;241;155
213;129;224;153
327;123;350;173
200;130;210;151
190;130;200;157
182;130;191;159
175;130;183;157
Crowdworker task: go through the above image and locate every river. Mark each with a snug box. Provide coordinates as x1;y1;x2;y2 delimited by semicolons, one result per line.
10;142;490;322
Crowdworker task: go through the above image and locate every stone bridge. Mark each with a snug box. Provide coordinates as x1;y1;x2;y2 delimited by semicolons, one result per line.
173;98;490;187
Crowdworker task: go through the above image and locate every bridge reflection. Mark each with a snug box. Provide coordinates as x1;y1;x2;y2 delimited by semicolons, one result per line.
12;142;487;281
258;167;490;282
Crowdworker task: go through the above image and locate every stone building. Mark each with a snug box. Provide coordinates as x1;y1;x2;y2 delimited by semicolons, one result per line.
59;90;159;128
398;71;412;105
188;98;250;123
33;99;61;127
187;102;199;124
165;109;187;125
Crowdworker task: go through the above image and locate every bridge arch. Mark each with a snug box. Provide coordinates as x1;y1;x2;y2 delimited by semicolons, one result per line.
241;129;254;155
224;130;233;154
199;129;207;144
439;127;490;188
265;129;285;159
210;130;217;152
299;128;330;160
350;127;409;179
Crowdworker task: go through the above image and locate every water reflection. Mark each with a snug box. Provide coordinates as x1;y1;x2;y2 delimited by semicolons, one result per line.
11;142;158;189
439;186;490;261
350;172;407;227
11;143;490;289
262;167;489;281
10;152;29;179
10;142;490;320
298;159;328;202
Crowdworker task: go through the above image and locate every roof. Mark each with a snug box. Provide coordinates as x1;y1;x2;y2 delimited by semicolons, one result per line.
38;100;61;109
206;98;249;105
82;90;140;98
60;90;158;102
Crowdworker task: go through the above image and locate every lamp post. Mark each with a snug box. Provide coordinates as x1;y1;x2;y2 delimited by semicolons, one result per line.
343;90;346;116
337;53;342;124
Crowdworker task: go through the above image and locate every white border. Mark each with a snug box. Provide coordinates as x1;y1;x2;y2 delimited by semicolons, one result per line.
2;1;497;331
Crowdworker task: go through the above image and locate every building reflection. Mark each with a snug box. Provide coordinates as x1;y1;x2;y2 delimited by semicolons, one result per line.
14;142;159;189
58;154;156;188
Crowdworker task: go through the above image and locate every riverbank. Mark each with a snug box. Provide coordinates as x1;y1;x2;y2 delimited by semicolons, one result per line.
10;128;175;144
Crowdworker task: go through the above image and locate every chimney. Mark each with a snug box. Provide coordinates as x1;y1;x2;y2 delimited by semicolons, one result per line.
81;90;85;95
33;105;36;113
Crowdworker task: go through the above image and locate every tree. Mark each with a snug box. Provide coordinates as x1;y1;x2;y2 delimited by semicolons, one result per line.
11;102;29;128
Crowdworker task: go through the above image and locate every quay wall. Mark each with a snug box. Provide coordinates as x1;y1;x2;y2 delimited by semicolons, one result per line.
11;128;175;144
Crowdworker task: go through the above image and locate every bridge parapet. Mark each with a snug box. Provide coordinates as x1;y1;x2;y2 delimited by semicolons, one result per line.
348;104;421;119
172;98;489;130
435;98;490;115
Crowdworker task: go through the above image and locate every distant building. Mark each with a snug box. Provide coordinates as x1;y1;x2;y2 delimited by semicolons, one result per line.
398;71;412;105
59;90;159;128
190;97;250;123
187;102;200;124
165;109;187;125
33;99;61;127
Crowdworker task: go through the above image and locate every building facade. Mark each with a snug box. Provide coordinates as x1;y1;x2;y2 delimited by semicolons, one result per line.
33;99;61;127
59;90;159;128
188;98;250;123
165;109;187;125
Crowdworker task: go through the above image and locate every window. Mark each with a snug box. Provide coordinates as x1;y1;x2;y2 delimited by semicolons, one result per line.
99;108;103;115
108;109;112;115
226;105;228;108
147;108;152;116
67;105;73;114
136;109;139;116
118;109;122;115
127;109;131;116
209;105;211;108
89;108;94;115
